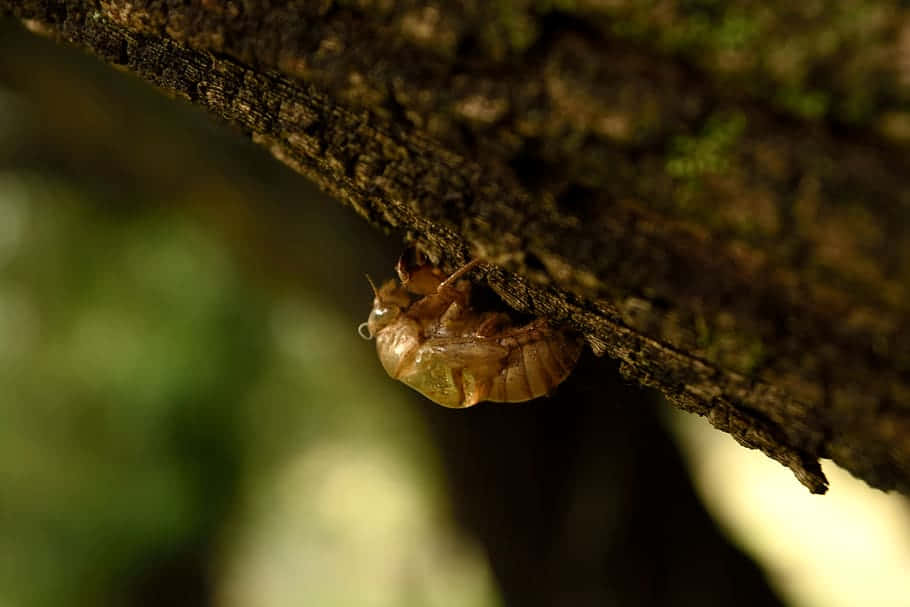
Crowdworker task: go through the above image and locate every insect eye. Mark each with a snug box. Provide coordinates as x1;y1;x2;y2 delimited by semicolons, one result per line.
370;305;396;326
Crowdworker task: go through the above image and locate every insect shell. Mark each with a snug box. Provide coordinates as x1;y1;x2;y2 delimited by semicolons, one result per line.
358;257;583;408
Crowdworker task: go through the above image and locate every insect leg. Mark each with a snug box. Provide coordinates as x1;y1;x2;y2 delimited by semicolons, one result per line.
495;317;551;344
475;312;511;337
396;247;425;284
407;261;480;319
413;259;482;316
438;300;468;326
395;254;411;284
437;259;483;290
396;247;429;283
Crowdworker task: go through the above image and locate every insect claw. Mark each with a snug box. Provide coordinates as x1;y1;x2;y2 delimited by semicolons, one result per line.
395;256;411;284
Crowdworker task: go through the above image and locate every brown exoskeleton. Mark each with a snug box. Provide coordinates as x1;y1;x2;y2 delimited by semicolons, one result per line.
358;255;583;408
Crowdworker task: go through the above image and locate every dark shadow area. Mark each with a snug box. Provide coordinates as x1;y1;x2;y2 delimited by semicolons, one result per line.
425;353;784;606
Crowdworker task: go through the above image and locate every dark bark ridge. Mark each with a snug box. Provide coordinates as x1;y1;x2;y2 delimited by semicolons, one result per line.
5;0;910;495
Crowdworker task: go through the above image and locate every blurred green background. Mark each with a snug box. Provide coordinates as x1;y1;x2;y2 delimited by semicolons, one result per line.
1;17;908;607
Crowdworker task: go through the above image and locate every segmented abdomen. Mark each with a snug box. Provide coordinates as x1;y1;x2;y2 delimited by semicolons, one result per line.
486;333;582;402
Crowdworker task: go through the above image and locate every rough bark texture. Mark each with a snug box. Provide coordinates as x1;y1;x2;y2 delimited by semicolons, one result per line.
3;0;910;494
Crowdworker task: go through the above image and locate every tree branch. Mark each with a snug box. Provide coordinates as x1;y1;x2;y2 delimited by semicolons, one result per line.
5;0;910;494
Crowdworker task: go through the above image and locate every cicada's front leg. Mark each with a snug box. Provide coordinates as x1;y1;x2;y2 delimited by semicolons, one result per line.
396;249;445;296
475;311;512;337
406;259;482;323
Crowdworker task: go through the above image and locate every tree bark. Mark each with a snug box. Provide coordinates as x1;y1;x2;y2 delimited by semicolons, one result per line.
4;0;910;495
